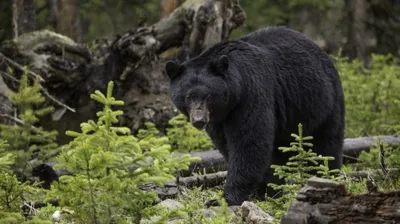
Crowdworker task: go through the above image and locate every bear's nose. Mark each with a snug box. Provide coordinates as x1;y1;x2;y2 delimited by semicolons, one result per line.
192;110;204;122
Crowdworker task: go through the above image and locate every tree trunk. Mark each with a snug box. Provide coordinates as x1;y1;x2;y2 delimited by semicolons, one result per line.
46;0;58;29
367;0;400;57
0;1;13;43
344;0;369;65
11;0;36;39
161;0;178;18
57;0;81;42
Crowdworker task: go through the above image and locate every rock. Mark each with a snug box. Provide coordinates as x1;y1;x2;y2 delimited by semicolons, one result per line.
295;176;347;204
201;208;218;218
241;201;274;224
52;210;61;222
157;199;184;210
140;199;184;224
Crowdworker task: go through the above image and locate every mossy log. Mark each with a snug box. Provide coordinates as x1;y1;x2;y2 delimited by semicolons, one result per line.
0;0;246;144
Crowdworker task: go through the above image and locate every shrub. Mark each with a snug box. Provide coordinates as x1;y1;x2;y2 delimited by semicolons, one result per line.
333;52;400;137
0;68;59;178
46;81;200;223
166;114;214;153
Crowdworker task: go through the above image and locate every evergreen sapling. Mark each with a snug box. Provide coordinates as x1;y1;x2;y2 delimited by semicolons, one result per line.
47;81;200;223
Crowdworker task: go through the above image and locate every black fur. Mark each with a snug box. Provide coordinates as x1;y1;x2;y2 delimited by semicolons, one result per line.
165;26;345;206
32;163;59;189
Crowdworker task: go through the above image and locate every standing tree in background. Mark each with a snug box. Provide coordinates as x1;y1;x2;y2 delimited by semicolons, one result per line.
367;0;400;57
0;1;12;43
344;0;369;65
160;0;178;18
11;0;36;39
46;0;58;29
57;0;81;42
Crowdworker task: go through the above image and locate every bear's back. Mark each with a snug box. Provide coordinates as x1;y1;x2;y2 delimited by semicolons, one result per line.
238;27;343;137
239;26;320;54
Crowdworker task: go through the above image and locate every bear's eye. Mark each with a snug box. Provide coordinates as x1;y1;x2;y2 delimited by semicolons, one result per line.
206;95;212;102
185;95;191;102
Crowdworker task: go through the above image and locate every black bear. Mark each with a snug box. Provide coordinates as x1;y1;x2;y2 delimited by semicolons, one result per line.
165;26;345;206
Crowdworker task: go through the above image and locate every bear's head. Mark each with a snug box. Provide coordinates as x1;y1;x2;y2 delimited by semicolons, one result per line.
165;55;233;130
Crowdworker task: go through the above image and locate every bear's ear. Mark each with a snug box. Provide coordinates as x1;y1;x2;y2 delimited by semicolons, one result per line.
165;60;182;79
211;55;229;75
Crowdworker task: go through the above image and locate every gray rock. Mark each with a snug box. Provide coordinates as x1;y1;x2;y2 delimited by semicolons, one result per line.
157;199;184;210
140;199;184;224
241;201;274;224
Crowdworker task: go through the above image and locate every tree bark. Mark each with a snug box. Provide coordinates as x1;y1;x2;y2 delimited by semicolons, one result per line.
57;0;81;42
12;0;36;39
282;177;400;224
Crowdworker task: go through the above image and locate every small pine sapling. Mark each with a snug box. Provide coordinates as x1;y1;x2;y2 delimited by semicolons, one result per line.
47;81;200;223
136;122;162;141
261;123;341;222
270;124;339;185
0;68;59;178
0;172;44;218
167;114;213;153
0;141;14;173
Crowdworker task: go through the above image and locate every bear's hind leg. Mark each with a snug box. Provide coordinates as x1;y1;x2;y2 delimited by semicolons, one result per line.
311;117;344;171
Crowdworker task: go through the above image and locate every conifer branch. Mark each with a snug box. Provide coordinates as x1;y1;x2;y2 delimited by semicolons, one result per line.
0;113;37;129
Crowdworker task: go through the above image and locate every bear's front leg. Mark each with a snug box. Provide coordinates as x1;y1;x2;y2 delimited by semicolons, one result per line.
222;122;274;206
223;145;272;205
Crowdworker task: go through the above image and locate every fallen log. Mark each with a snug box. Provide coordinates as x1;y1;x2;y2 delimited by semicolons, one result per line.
177;135;400;176
158;168;400;198
281;177;400;224
32;135;400;188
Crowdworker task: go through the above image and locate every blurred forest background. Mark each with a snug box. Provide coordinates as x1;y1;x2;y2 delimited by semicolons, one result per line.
0;0;398;144
1;0;399;61
1;0;400;63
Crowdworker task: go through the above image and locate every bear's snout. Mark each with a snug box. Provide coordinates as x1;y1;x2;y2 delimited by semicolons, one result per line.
190;109;209;130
